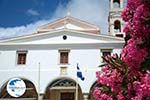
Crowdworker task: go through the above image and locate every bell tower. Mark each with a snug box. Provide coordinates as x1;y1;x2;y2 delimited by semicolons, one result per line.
108;0;126;37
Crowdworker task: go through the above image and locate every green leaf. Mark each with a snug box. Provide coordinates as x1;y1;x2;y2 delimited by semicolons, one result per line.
121;77;128;91
141;56;150;71
100;85;110;92
98;64;107;67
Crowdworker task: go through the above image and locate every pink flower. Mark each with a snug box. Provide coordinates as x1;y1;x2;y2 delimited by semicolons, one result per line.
121;38;148;70
96;67;123;93
122;0;142;22
121;8;133;22
93;87;113;100
132;4;150;38
132;72;150;99
117;93;126;100
93;0;150;99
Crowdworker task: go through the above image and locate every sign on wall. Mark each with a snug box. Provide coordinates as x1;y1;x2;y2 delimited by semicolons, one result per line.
6;78;26;97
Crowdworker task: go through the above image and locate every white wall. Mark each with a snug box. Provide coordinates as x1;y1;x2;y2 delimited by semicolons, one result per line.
0;48;121;94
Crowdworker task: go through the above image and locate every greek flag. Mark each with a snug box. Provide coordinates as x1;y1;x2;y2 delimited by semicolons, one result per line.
76;63;85;81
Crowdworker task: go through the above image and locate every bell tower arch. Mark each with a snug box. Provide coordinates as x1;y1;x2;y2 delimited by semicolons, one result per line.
108;0;126;37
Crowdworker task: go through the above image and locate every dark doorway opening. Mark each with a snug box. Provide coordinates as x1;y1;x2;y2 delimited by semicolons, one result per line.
61;92;74;100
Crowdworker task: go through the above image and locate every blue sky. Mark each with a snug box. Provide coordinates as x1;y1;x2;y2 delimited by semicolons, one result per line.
0;0;69;27
0;0;109;39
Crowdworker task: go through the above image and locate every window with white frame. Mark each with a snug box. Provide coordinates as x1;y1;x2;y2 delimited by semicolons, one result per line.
59;50;70;64
17;50;28;65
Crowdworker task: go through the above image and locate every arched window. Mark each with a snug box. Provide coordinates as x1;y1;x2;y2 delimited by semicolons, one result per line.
89;82;102;100
0;78;38;99
43;78;83;100
114;20;121;32
113;0;120;8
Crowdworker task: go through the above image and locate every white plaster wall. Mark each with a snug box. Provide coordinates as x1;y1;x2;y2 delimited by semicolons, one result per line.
0;48;122;94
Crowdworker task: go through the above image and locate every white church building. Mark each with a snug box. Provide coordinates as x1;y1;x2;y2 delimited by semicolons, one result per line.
0;0;125;100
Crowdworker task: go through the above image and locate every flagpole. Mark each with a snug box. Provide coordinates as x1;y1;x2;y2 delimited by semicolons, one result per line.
75;63;78;100
38;62;41;100
75;78;78;100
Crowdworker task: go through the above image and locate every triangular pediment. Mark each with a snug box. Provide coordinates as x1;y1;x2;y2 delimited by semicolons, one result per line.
0;29;124;44
0;16;124;50
37;16;100;34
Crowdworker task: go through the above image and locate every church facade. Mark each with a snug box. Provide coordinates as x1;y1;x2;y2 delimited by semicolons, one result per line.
0;0;125;100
